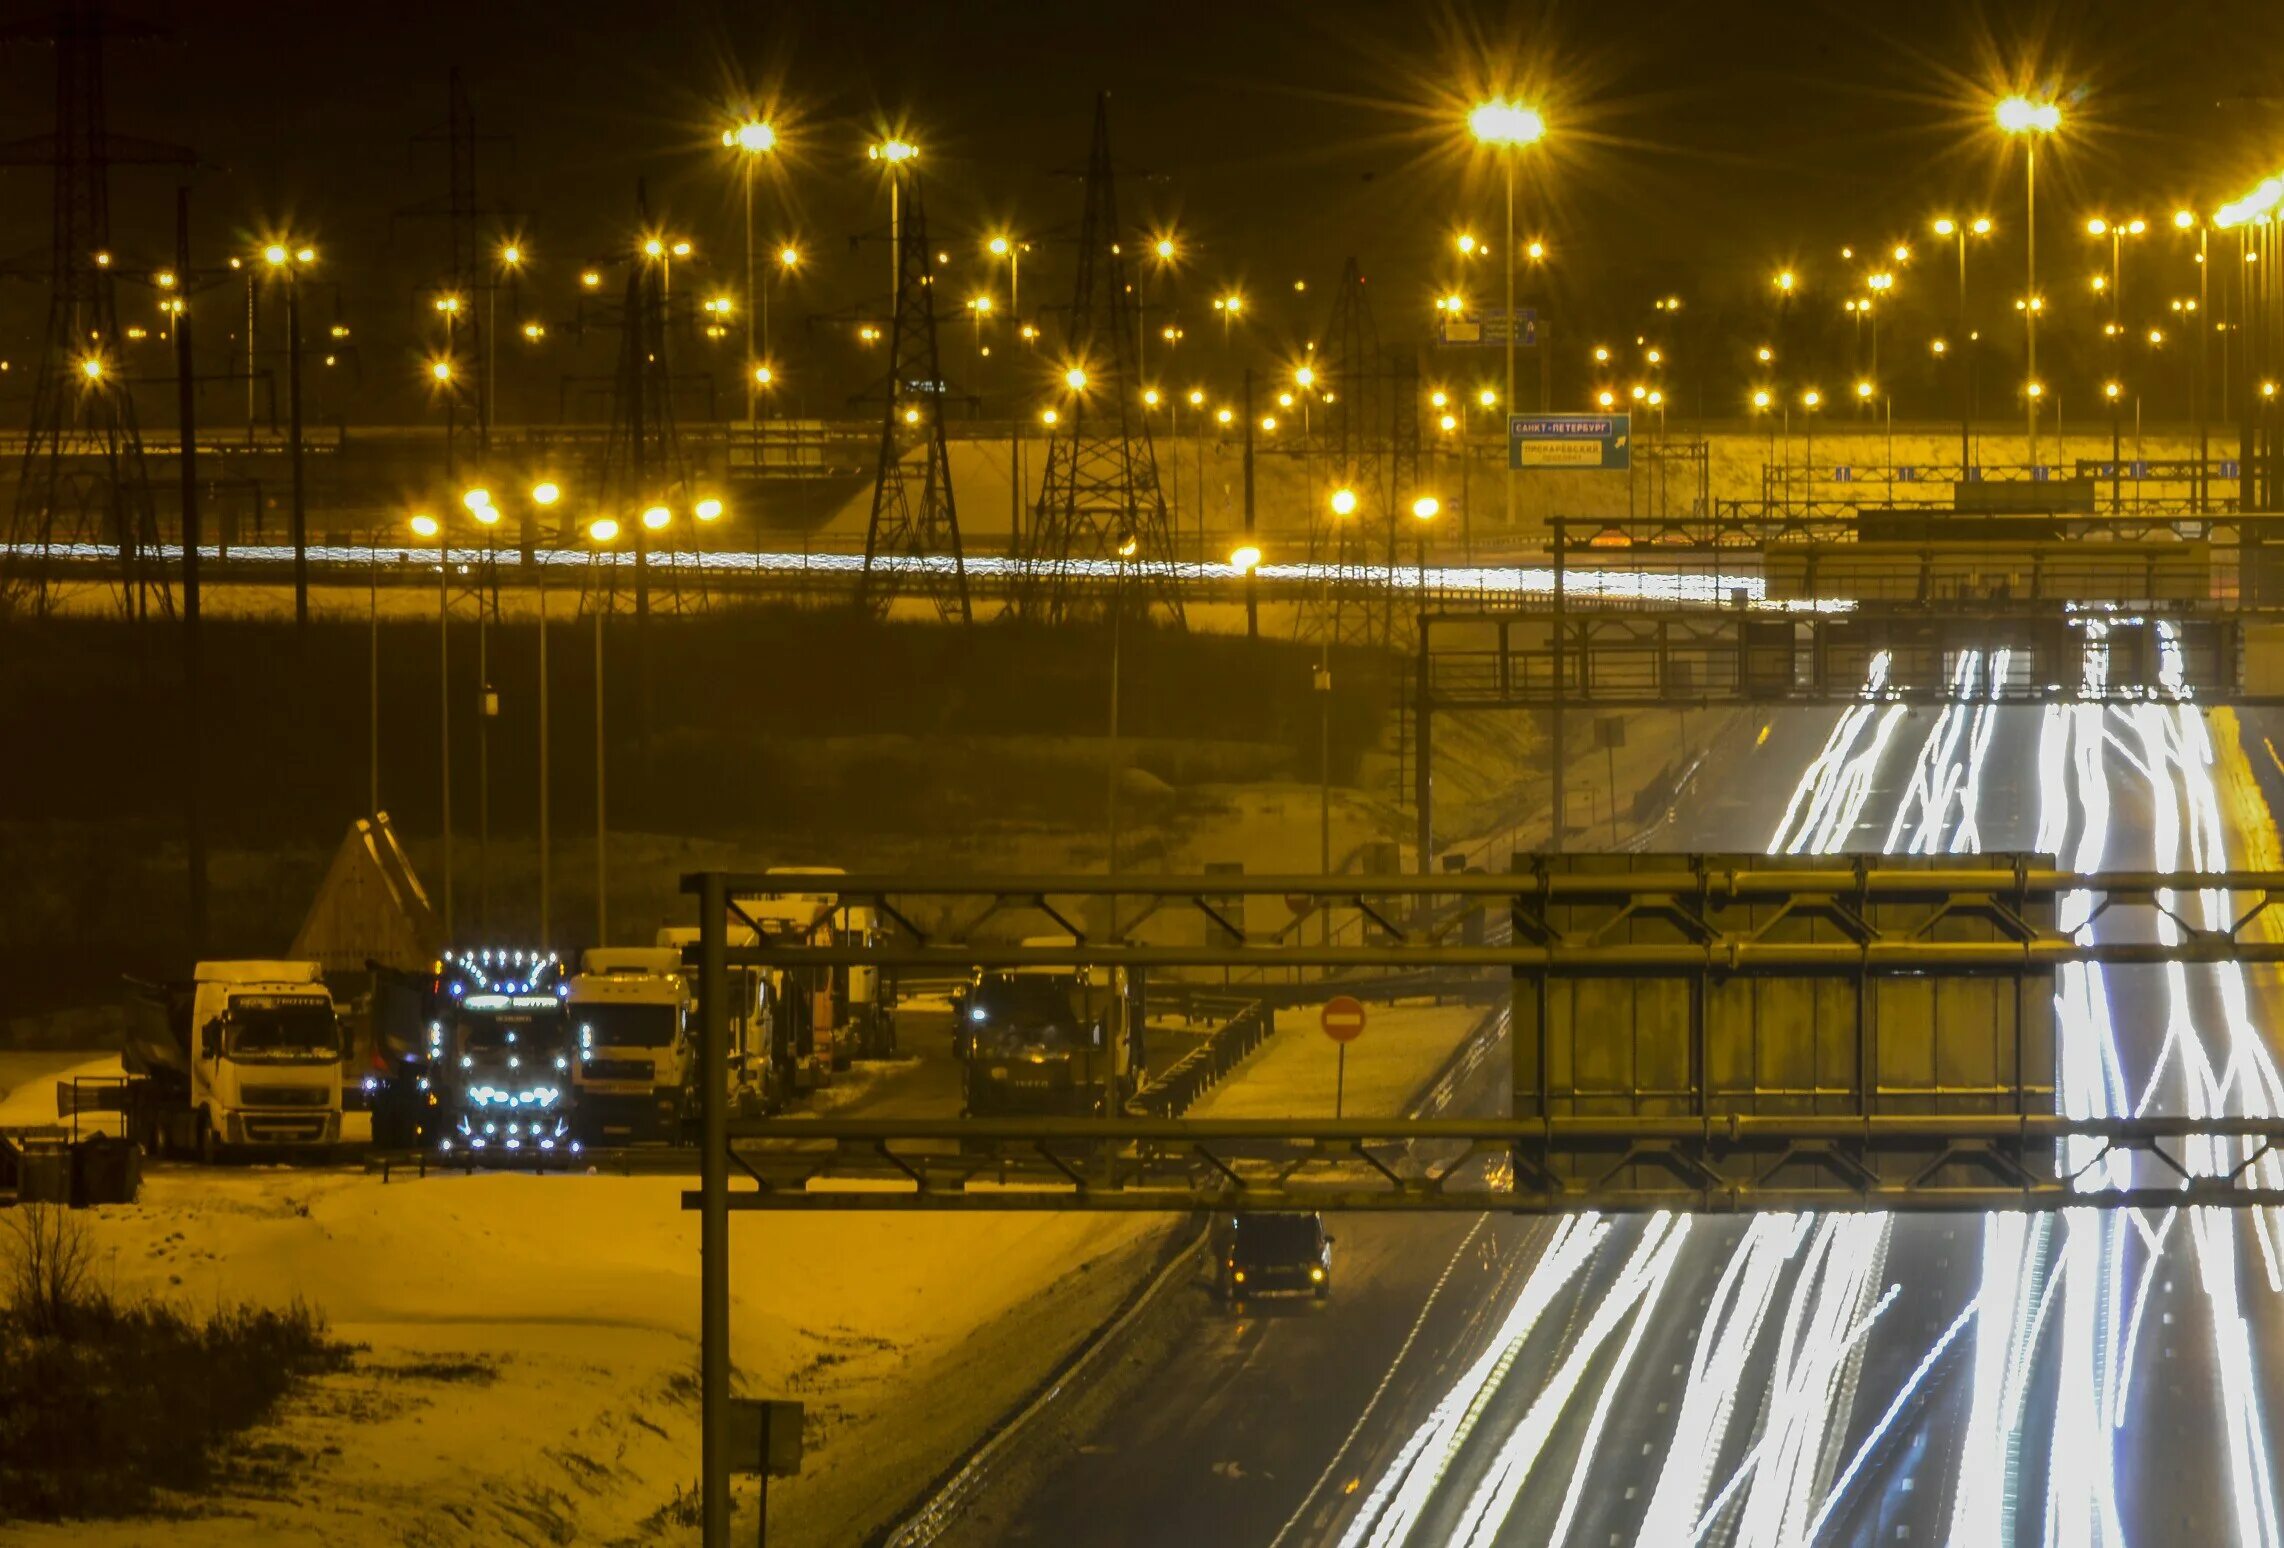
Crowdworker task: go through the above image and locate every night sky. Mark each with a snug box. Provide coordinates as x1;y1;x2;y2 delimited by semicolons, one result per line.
3;0;2282;418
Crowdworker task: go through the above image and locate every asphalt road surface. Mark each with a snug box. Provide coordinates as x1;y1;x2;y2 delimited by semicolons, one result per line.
961;641;2284;1547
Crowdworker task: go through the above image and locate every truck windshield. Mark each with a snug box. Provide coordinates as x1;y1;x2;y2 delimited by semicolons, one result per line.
1233;1215;1324;1264
968;976;1099;1049
574;1002;681;1048
228;998;337;1057
457;1008;569;1058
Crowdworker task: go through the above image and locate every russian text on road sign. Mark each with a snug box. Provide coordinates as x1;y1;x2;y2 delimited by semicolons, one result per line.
1509;412;1630;472
1321;995;1367;1044
1439;306;1537;347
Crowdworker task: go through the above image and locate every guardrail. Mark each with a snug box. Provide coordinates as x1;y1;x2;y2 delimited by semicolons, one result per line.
1129;998;1275;1117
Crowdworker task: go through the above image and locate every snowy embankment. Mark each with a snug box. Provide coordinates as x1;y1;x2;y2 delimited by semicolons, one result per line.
1187;999;1492;1120
5;1166;1173;1546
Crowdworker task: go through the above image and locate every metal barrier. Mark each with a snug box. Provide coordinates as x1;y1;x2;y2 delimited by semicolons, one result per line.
1129;998;1275;1118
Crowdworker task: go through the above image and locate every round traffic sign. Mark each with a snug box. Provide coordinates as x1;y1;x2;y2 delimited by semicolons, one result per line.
1320;995;1367;1044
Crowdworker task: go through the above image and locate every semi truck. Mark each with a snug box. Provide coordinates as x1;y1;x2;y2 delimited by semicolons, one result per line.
566;946;693;1143
951;946;1140;1117
424;948;578;1156
736;867;899;1069
655;926;779;1116
122;961;345;1158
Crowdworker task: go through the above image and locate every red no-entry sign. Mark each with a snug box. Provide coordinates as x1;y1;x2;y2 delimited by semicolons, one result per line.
1321;995;1367;1044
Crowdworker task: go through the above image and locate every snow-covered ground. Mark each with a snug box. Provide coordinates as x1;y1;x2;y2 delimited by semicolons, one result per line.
1189;999;1491;1120
4;1164;1173;1547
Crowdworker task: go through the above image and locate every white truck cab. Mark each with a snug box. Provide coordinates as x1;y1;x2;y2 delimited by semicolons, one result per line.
129;961;344;1156
567;946;693;1143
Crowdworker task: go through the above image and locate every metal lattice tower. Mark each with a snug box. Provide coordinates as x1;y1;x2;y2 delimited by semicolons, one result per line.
1021;95;1182;627
591;183;696;622
857;166;969;623
1301;258;1387;647
0;0;190;618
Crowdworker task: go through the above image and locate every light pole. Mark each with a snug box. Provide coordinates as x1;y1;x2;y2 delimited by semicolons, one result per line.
1934;216;1991;473
464;485;500;934
1801;389;1823;505
2178;210;2211;510
1322;487;1357;894
1470;99;1545;536
529;479;561;945
1998;95;2062;465
261;241;315;630
489;242;521;445
723;117;776;425
869;138;918;296
409;510;453;938
1106;532;1138;892
989;234;1022;327
1141;235;1177;384
587;514;622;943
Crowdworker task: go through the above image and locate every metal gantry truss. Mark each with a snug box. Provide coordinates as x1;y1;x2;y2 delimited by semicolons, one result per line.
679;860;2284;1545
684;1114;2284;1215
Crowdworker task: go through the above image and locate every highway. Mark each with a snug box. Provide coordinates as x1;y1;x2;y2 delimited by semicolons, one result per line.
952;633;2284;1546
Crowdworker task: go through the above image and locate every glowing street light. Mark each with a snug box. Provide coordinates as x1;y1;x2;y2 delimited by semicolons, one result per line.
694;496;725;521
1329;487;1358;517
1064;366;1088;392
1229;544;1262;573
723;120;776;155
408;512;441;540
588;516;620;544
531;481;561;506
1469;97;1544;537
1997;94;2062;460
641;504;671;531
462;486;493;515
1411;495;1440;520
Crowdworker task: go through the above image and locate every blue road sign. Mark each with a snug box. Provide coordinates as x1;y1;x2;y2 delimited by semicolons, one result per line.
1441;307;1538;348
1508;412;1630;471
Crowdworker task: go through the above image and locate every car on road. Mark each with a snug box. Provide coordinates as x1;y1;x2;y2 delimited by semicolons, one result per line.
1212;1212;1332;1302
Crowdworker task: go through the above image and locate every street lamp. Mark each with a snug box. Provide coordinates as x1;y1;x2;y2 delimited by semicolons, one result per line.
262;239;317;626
1997;94;2062;463
1409;494;1440;610
724;114;778;426
869;137;919;296
1469;97;1544;536
1934;214;1991;473
409;508;455;934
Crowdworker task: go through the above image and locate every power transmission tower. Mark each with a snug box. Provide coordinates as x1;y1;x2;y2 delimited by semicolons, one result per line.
857;164;969;623
1302;258;1386;647
0;0;192;619
591;182;696;623
398;69;517;461
1021;94;1182;627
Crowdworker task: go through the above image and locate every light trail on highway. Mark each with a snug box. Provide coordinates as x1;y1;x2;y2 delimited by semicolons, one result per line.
1331;628;2284;1546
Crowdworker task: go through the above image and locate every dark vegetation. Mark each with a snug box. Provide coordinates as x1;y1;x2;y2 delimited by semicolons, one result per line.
0;1205;354;1520
1;607;1394;1006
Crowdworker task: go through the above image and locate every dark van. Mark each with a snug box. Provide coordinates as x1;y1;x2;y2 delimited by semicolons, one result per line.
1214;1212;1332;1301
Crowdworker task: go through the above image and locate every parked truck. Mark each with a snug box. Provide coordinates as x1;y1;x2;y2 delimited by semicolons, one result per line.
951;945;1140;1117
566;946;693;1143
735;868;900;1081
424;948;579;1156
122;961;345;1158
655;926;778;1116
